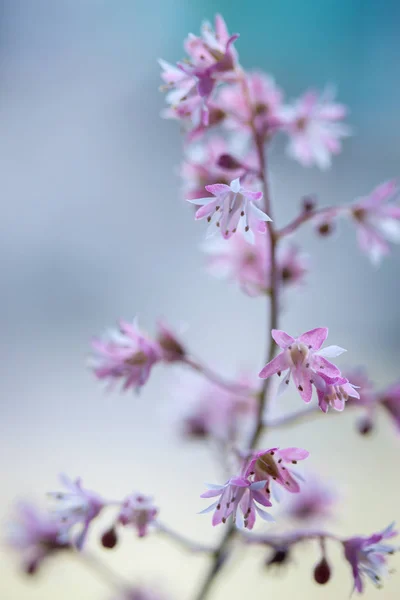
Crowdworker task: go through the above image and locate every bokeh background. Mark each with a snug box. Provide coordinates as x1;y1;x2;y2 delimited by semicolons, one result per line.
1;1;400;598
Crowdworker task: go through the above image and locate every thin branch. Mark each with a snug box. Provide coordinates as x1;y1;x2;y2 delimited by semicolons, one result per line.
76;550;132;592
277;206;344;238
265;405;321;429
183;356;254;397
155;522;215;554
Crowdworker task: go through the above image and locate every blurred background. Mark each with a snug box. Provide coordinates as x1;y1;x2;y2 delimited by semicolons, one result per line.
1;0;400;598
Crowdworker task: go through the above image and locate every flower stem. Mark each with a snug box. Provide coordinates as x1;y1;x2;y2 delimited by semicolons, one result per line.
156;522;215;554
76;550;132;592
183;356;253;397
277;206;343;238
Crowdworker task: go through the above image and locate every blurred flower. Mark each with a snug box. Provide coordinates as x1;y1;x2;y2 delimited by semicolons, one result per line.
204;231;308;296
259;328;346;403
118;493;158;538
343;523;397;593
160;15;239;129
200;476;273;529
349;180;400;265
48;475;105;550
7;502;70;574
282;477;337;524
156;321;186;363
188;177;270;242
178;373;256;441
111;588;169;600
280;88;350;169
316;375;360;413
380;380;400;432
245;447;309;496
91;319;162;392
218;71;283;137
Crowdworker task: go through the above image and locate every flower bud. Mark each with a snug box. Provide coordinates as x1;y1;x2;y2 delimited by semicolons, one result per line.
314;557;331;584
265;547;290;568
217;154;243;171
302;195;317;213
357;417;374;436
317;222;334;236
101;527;118;549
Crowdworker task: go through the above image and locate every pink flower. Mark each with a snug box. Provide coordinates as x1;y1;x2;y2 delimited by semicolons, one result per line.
91;319;162;392
204;231;308;296
259;328;346;403
111;588;168;600
280;88;350;169
160;15;239;128
117;493;158;538
282;477;337;524
200;476;273;529
245;447;309;496
218;71;283;137
350;180;400;265
181;136;253;201
380;380;400;432
7;502;70;574
188;178;271;242
316;375;360;413
178;373;256;441
343;523;397;593
48;475;105;550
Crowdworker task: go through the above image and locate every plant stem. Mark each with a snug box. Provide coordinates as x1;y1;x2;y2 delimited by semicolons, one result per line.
183;356;253;397
156;522;215;554
193;75;280;600
77;550;132;592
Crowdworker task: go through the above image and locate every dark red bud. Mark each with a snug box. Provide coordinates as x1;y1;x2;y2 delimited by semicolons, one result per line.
314;557;331;584
101;527;118;549
317;222;334;236
266;547;289;567
302;195;317;212
358;417;374;436
217;154;242;170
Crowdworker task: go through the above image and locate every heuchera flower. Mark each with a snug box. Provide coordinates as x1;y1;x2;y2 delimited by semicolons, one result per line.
280;88;350;169
91;319;162;392
380;380;400;432
245;447;309;496
283;477;336;524
259;328;346;403
159;15;239;128
200;476;273;529
350;180;400;265
204;231;308;296
218;71;283;137
117;493;158;537
188;177;271;242
343;523;398;593
48;475;105;550
316;375;360;413
7;502;70;574
179;374;256;440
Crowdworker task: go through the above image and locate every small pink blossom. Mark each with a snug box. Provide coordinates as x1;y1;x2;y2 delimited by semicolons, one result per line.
48;475;105;550
160;15;239;128
204;231;308;296
245;447;309;496
350;180;400;265
218;71;283;136
91;319;162;392
118;493;158;538
200;476;273;529
283;477;337;524
380;380;400;432
188;177;271;242
280;88;350;169
259;328;346;403
7;502;70;574
343;523;398;593
316;375;360;413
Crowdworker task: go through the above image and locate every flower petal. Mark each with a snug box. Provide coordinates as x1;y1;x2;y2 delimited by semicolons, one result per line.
259;352;290;379
317;345;347;358
271;330;295;349
298;327;328;350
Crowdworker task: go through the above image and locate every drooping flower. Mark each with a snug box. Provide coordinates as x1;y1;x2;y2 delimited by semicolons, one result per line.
282;477;337;524
188;177;271;242
259;328;346;403
159;15;239;129
200;476;273;529
316;375;360;413
91;319;162;392
177;372;256;441
218;71;283;137
245;447;309;496
280;88;350;169
48;475;105;550
349;180;400;265
343;523;398;593
6;502;70;574
380;380;400;432
204;230;308;296
117;493;158;538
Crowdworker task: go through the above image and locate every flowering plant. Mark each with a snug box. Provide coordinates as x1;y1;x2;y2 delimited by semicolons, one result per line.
6;14;400;600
